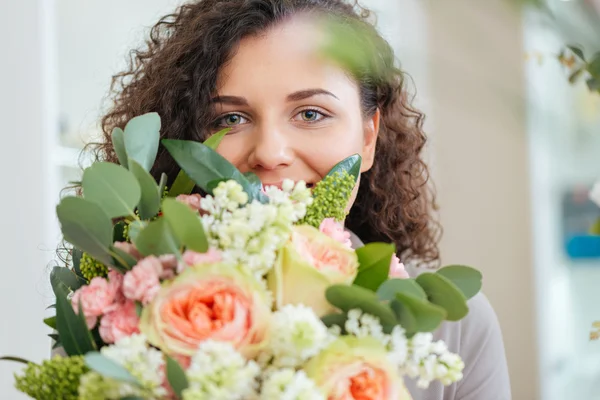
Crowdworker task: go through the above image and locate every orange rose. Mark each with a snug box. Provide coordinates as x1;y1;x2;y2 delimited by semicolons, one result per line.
139;263;271;358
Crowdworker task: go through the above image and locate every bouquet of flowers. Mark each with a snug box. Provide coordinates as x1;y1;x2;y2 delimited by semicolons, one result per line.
2;113;482;400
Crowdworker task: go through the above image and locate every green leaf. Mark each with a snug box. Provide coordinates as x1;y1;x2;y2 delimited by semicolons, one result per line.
416;273;469;321
162;197;208;253
111;127;129;168
389;298;417;334
123;112;161;172
0;356;33;365
168;170;196;198
127;220;147;242
569;68;584;84
436;265;482;300
587;78;600;91
162;139;268;203
56;197;113;265
567;45;585;61
325;285;397;329
321;313;348;332
203;128;230;150
377;278;427;301
109;245;138;272
129;160;161;220
50;266;86;296
166;355;189;397
72;248;84;278
113;221;127;243
325;154;362;183
244;172;262;186
353;243;394;291
82;162;141;218
158;172;168;197
43;316;57;330
133;218;181;256
135;302;143;317
120;397;145;400
56;291;96;356
85;352;141;386
394;293;446;333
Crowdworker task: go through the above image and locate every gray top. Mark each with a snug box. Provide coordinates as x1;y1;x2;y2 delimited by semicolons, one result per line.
349;232;512;400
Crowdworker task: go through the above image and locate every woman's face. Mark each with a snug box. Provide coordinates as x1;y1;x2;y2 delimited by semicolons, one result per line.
212;16;379;200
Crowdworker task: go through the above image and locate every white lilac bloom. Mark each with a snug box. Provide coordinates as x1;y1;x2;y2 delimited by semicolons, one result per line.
260;369;324;400
182;340;260;400
199;180;312;278
266;304;332;368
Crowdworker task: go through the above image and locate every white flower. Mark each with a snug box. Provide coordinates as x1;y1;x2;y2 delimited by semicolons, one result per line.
344;308;389;344
260;369;324;400
99;334;167;398
265;304;331;368
183;340;259;400
591;181;600;207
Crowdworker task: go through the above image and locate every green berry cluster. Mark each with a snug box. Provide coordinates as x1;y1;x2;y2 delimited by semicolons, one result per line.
79;252;108;281
301;170;356;227
14;356;88;400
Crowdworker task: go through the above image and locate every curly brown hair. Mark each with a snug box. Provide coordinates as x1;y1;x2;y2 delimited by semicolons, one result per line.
94;0;441;266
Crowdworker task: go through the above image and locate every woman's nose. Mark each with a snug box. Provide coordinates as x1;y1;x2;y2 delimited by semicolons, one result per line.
248;123;294;171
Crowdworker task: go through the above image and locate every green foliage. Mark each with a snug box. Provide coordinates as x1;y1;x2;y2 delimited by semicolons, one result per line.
162;197;208;253
301;169;356;227
123;112;161;172
79;252;108;281
132;218;181;257
166;355;189;397
353;243;395;291
14;356;88;400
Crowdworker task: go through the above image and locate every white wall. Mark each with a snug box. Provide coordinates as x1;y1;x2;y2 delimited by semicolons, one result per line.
0;0;55;397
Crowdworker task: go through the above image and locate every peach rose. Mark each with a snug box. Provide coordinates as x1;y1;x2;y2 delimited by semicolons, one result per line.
304;336;413;400
72;276;120;329
99;300;140;344
267;225;359;316
319;218;352;249
389;255;409;279
139;263;271;358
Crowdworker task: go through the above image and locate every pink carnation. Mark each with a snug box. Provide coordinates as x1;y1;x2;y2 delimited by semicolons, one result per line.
99;301;140;344
176;194;202;212
123;257;162;305
113;241;142;261
389;255;409;279
71;276;119;329
179;248;222;272
158;254;178;280
107;269;125;304
319;218;352;249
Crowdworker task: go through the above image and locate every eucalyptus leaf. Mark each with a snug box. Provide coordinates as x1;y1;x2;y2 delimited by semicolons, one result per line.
168;170;196;198
166;355;189;397
85;352;141;386
133;218;181;257
56;197;113;265
377;278;427;301
123;112;161;172
353;242;394;291
111;127;129;168
416;273;469;321
203;128;230;149
109;245;138;272
50;266;86;296
129;160;161;219
56;291;96;356
162;197;208;253
436;265;482;300
158;172;168;198
325;284;397;329
72;248;84;279
567;45;585;60
162;139;268;203
390;298;417;334
325;154;362;183
135;302;143;317
127;220;147;242
321;313;348;333
394;293;446;334
82;162;141;218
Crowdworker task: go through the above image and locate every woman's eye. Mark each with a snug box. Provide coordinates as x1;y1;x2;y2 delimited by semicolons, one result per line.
295;109;327;123
217;114;248;127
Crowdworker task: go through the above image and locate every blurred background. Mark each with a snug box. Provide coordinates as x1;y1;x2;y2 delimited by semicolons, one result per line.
2;0;600;398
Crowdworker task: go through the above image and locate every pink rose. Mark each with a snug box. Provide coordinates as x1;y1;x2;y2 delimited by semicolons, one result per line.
99;301;140;343
123;257;162;305
389;255;409;279
175;194;202;212
319;218;352;249
72;276;119;329
179;248;222;272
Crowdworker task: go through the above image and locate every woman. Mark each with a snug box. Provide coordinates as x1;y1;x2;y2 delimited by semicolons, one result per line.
94;0;511;398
